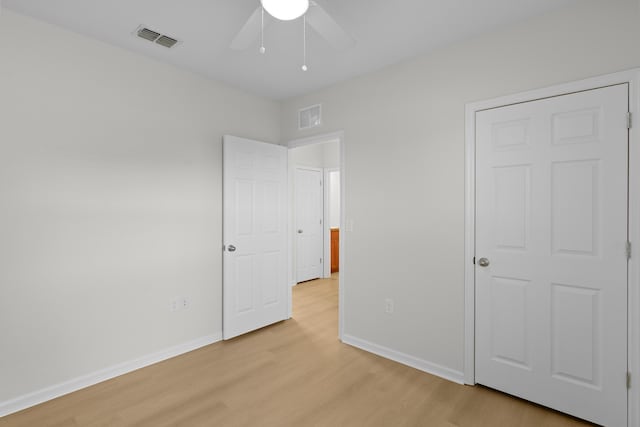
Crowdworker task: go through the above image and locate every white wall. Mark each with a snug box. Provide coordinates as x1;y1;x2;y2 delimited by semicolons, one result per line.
323;142;340;169
281;0;640;375
329;171;340;229
0;10;280;405
291;143;325;168
290;140;339;169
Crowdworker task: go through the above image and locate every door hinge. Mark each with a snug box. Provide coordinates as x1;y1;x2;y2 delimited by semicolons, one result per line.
627;112;632;129
473;256;476;265
626;241;632;260
320;258;323;264
627;372;631;389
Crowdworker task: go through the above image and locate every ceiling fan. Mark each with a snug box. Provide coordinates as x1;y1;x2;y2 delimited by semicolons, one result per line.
230;0;355;70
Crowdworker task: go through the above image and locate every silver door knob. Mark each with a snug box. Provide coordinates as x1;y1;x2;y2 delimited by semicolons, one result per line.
297;229;303;234
478;258;490;267
227;245;236;252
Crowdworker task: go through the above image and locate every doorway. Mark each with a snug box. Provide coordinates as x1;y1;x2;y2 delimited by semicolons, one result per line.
288;132;344;337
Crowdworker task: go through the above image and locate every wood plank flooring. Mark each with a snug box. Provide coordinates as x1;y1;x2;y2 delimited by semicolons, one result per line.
1;275;593;426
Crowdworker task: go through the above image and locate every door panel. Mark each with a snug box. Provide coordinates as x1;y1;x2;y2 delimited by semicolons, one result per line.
295;167;323;283
490;276;530;370
550;283;601;388
551;160;599;255
223;135;288;340
494;165;530;250
475;85;628;426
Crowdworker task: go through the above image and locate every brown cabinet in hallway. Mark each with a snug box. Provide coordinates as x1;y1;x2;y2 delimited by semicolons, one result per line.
331;228;339;273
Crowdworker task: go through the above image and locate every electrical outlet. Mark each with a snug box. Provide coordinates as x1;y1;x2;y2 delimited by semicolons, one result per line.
169;297;191;312
385;298;394;314
170;297;190;312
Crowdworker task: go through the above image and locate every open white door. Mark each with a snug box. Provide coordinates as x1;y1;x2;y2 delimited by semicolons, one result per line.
475;85;628;426
295;167;323;283
223;135;288;340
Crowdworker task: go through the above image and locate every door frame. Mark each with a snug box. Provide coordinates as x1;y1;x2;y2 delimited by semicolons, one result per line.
464;69;640;426
293;165;324;283
288;131;345;339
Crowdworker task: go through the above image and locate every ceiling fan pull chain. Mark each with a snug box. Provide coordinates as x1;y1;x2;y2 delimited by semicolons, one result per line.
260;6;266;54
302;14;308;71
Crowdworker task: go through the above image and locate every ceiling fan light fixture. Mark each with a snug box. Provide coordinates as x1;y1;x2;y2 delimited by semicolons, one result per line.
261;0;309;21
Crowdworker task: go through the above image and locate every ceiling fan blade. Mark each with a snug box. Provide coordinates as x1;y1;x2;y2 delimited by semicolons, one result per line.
230;6;271;50
305;1;355;50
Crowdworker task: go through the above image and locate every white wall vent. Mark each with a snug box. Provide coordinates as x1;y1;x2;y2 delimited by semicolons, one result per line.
135;26;180;49
298;104;322;130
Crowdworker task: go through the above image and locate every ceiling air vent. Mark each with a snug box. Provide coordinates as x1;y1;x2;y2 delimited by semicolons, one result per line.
137;27;161;42
135;26;181;49
156;35;179;49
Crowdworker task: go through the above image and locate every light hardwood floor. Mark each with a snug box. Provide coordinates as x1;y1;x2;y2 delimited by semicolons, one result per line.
1;275;593;427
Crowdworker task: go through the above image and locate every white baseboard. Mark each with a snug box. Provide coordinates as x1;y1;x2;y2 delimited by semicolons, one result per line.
0;332;222;417
342;334;465;385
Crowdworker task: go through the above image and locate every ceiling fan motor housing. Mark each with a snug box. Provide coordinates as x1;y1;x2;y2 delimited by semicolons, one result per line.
260;0;309;21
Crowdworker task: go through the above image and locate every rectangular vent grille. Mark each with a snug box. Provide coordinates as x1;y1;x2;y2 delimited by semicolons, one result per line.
299;104;322;130
135;26;180;49
156;35;179;48
137;28;161;42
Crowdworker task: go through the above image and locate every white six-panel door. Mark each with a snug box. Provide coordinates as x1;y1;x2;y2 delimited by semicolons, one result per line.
295;167;323;283
223;135;288;340
475;85;628;426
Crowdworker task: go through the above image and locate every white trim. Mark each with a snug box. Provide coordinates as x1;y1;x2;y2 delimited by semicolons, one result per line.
464;68;640;427
627;72;640;427
287;149;294;296
323;167;339;279
286;151;293;321
287;131;342;149
338;133;346;340
342;334;465;385
466;69;639;113
288;130;345;339
0;333;222;417
464;96;477;386
323;168;330;279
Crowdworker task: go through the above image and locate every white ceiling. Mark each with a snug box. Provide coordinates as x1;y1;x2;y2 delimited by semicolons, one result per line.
3;0;579;100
